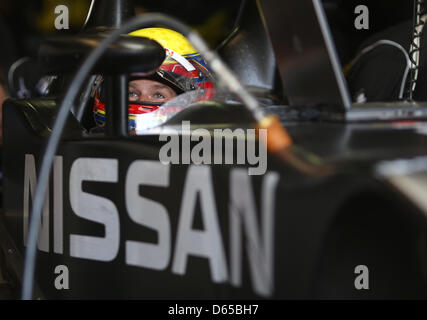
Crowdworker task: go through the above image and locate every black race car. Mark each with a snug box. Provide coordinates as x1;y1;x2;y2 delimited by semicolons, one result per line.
1;0;427;300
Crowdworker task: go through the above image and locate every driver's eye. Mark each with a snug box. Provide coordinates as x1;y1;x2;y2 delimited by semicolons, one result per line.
129;91;139;99
154;92;165;99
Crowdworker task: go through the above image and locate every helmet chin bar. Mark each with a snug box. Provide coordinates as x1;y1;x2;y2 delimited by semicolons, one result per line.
128;101;161;117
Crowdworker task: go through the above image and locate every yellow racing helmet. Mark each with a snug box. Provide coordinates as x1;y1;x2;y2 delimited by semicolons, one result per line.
93;27;215;130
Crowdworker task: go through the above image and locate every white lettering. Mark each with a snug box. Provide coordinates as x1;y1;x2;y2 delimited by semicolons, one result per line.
69;158;120;261
125;160;171;270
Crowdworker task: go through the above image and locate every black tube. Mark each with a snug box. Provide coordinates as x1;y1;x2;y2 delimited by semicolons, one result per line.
73;75;97;122
105;74;128;136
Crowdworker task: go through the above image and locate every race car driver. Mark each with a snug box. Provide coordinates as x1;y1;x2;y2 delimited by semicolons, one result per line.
92;27;215;133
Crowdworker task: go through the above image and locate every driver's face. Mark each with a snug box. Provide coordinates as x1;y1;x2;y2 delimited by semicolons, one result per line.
128;79;177;103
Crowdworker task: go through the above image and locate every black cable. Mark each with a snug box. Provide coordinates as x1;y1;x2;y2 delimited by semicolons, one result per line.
21;13;194;300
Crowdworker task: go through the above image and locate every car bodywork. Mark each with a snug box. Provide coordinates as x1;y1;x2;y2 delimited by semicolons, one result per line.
1;0;427;299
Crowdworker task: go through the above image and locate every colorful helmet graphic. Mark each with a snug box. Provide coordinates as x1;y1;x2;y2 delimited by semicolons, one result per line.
93;27;215;131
